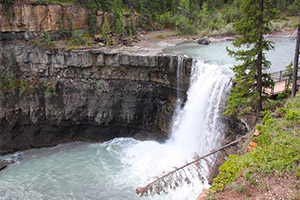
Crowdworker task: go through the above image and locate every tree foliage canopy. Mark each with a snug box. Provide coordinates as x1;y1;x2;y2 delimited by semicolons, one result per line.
34;0;300;35
224;0;277;116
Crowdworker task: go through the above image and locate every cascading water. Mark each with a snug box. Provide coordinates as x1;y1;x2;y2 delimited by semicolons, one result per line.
0;60;233;200
176;55;184;103
123;60;233;199
172;55;185;132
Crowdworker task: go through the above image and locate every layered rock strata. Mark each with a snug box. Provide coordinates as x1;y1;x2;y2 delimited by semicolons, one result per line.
0;41;192;154
0;3;139;41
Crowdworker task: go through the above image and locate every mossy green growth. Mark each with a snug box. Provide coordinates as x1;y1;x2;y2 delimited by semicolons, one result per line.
31;0;76;6
211;97;300;191
210;154;246;191
285;110;300;121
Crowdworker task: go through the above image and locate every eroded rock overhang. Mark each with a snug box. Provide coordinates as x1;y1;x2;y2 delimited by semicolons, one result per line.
0;39;192;154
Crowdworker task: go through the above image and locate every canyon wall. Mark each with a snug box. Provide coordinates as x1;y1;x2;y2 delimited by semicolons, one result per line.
0;40;192;154
0;3;139;41
0;3;88;32
0;3;246;156
0;3;191;155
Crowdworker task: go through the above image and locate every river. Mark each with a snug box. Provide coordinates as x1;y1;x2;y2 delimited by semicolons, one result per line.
0;37;295;200
164;37;296;72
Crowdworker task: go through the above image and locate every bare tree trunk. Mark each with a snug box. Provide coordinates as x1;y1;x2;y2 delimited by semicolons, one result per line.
257;0;264;113
292;15;300;97
136;136;246;197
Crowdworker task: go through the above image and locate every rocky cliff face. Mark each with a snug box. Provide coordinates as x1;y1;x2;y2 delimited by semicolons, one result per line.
0;3;139;41
0;4;88;32
0;2;191;155
0;3;246;158
0;39;192;154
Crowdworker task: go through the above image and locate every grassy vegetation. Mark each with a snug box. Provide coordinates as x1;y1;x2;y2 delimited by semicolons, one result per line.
0;74;56;98
287;16;300;26
211;97;300;191
29;0;75;5
30;32;55;49
156;32;181;39
269;19;294;32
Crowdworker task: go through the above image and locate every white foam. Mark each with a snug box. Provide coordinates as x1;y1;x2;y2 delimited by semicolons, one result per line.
121;61;233;199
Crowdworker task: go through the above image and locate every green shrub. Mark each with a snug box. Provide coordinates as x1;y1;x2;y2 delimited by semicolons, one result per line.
30;38;43;48
44;81;56;97
211;98;300;191
234;185;246;193
159;12;176;28
286;97;300;110
19;79;27;97
285;110;300;121
175;16;197;34
261;110;274;125
58;13;74;39
68;30;92;46
88;10;98;35
44;32;55;48
269;20;293;32
101;16;111;47
275;107;288;117
0;0;13;19
0;0;13;4
111;0;126;36
211;154;246;191
277;90;290;100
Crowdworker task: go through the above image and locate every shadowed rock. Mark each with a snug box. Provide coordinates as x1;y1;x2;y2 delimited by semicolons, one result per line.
0;160;15;171
0;42;193;155
197;38;210;45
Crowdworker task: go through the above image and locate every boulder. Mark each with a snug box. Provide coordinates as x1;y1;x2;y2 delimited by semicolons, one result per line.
0;160;15;171
197;38;210;45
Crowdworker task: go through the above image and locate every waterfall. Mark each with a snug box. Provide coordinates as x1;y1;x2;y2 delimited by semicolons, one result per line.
123;60;234;200
0;39;292;200
0;60;234;200
172;55;185;132
170;60;233;157
176;55;184;103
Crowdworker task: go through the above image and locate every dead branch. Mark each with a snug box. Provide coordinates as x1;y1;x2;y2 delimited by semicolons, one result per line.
242;111;263;117
136;136;246;197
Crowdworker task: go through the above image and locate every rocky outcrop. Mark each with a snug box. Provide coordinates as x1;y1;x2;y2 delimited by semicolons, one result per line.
197;38;210;45
0;41;192;155
0;4;88;32
0;3;140;41
0;159;16;171
0;2;190;154
207;115;248;184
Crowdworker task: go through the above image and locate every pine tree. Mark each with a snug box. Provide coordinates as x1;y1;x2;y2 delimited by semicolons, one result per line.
224;0;276;116
179;0;190;16
102;15;111;47
112;0;126;36
292;14;300;97
170;0;176;15
199;2;209;28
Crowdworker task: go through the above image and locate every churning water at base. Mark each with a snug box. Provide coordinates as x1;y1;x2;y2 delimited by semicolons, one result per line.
0;61;233;200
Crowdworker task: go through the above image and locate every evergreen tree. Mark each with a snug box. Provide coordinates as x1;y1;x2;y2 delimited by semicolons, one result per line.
102;15;111;47
112;0;126;36
179;0;190;16
224;0;276;116
199;2;209;28
170;0;177;15
292;14;300;97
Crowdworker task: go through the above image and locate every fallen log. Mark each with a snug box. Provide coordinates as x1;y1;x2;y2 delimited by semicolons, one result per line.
136;136;247;197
